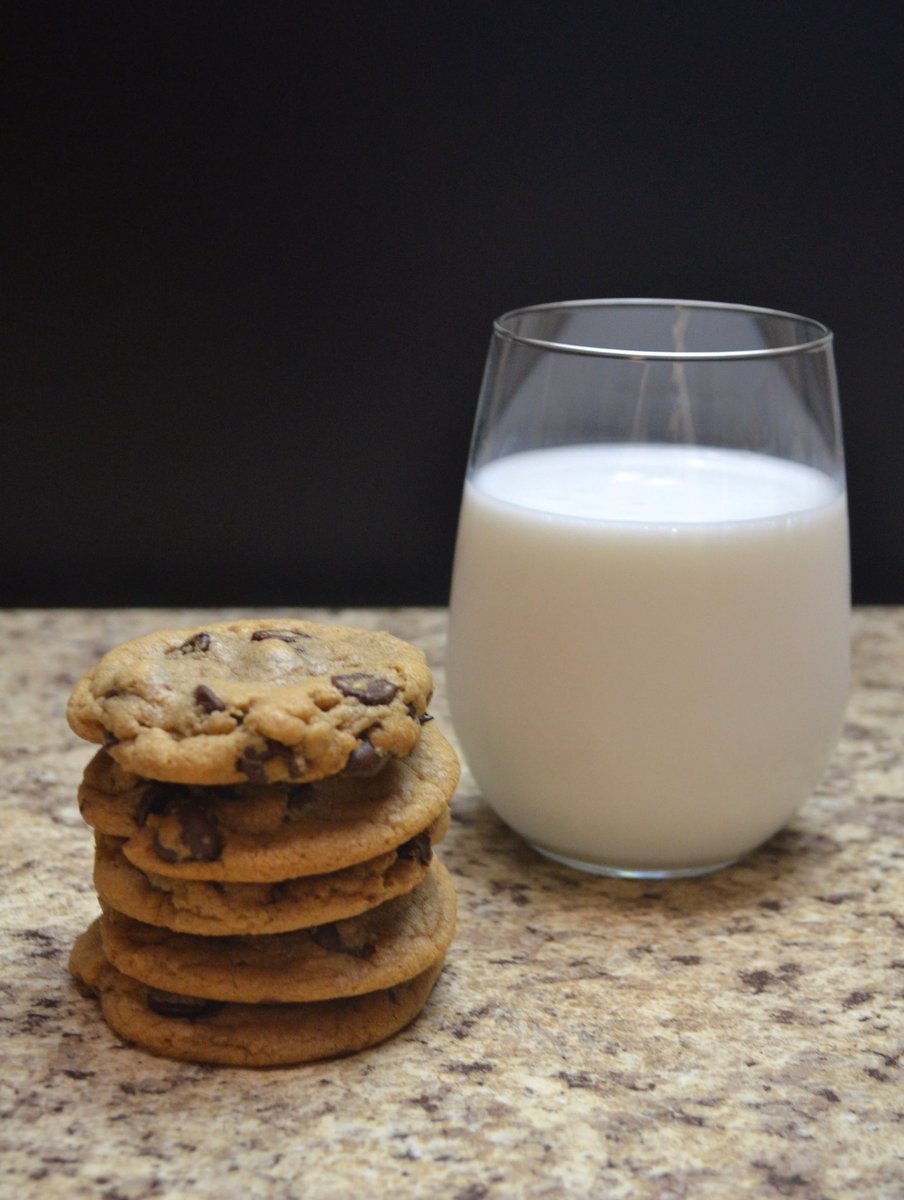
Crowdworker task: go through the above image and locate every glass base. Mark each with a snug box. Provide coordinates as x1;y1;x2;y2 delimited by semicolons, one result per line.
530;843;740;880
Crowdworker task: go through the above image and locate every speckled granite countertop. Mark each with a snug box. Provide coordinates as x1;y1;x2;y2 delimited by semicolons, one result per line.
1;607;902;1199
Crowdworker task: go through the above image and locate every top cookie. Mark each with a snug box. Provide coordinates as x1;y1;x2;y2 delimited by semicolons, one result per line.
67;618;434;785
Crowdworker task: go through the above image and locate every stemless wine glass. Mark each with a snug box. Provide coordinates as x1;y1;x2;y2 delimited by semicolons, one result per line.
446;299;850;878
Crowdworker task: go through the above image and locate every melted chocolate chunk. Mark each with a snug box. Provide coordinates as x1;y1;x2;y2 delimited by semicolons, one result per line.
343;739;389;778
236;739;301;783
250;629;304;643
310;923;376;959
331;673;399;706
397;831;433;865
146;988;223;1018
267;739;302;778
135;782;170;828
152;801;223;863
194;683;226;713
173;632;212;654
179;805;224;859
236;746;269;784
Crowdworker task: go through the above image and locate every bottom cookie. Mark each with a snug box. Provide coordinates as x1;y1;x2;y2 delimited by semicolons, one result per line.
69;920;444;1067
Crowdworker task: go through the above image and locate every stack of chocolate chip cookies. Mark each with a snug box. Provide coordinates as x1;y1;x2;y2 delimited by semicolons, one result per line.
66;618;458;1067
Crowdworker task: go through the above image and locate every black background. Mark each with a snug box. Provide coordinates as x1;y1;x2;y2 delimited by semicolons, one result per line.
3;1;902;606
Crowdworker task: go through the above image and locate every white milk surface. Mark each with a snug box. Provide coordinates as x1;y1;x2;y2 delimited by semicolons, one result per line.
446;443;850;872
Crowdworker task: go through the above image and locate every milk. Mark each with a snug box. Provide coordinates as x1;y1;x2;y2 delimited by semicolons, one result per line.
446;443;850;874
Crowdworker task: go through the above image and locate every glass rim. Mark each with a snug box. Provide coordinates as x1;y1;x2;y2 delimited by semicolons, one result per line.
493;298;834;361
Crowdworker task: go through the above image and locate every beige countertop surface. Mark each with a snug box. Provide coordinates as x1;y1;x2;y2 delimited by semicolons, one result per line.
1;607;902;1199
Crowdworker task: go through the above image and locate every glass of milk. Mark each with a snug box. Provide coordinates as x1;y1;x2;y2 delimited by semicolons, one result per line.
446;299;849;878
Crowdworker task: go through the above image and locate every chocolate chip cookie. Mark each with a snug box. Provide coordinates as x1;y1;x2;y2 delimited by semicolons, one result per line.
70;920;445;1067
67;618;434;785
67;615;460;1066
93;808;449;935
98;860;456;1003
78;723;459;881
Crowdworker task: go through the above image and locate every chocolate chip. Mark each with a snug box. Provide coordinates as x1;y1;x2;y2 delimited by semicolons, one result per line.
152;801;223;863
180;805;224;859
331;673;399;705
236;746;269;784
310;923;376;959
152;831;182;863
343;739;389;778
236;739;302;783
194;683;226;713
419;713;434;724
250;629;303;643
269;740;302;778
135;782;169;827
397;831;432;865
146;988;223;1018
173;632;211;654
